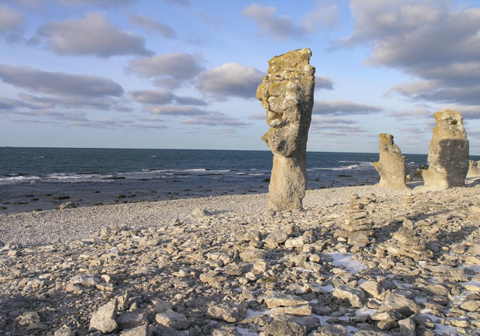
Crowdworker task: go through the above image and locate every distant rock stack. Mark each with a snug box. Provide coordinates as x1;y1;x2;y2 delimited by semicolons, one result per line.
467;160;480;177
422;110;469;189
384;221;433;261
373;133;409;190
257;48;315;212
335;195;374;248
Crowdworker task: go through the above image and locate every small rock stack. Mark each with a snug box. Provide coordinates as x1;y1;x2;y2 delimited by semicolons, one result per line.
335;195;374;249
384;220;433;261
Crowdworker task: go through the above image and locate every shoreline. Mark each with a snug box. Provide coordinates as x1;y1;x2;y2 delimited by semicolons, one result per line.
0;177;378;214
0;183;429;247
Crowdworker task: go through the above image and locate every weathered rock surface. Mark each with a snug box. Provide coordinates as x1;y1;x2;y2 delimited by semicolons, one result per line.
89;299;118;334
373;134;408;190
257;48;315;211
467;160;480;177
422;110;469;189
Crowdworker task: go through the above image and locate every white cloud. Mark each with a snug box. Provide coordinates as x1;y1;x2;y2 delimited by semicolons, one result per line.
130;89;208;107
175;96;207;106
310;123;368;137
242;4;305;41
313;100;383;115
36;12;150;57
128;53;203;88
182;112;251;127
388;108;431;119
311;116;357;125
130;89;174;105
129;14;176;39
248;114;264;120
145;105;208;116
18;92;122;110
243;1;340;41
0;96;32;109
0;6;24;42
315;75;334;90
340;0;480;107
196;63;264;100
0;65;124;97
131;124;168;129
303;0;341;32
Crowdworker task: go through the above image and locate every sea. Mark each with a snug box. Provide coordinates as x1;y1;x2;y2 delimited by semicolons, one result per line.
0;147;441;213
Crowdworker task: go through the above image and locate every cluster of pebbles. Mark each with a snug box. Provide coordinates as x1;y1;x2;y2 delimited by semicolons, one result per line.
1;185;480;335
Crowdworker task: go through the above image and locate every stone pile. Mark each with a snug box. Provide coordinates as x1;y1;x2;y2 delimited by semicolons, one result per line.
257;48;315;212
382;219;433;261
422;110;469;189
2;186;480;335
373;133;409;190
335;194;374;250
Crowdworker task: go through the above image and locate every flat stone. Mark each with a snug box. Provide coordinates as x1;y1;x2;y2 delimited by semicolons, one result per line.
460;300;480;312
155;310;189;330
120;324;149;336
206;302;247;323
285;236;305;249
152;298;172;313
332;285;366;308
89;299;118;334
265;230;288;245
271;304;312;316
264;319;307;336
240;248;266;262
314;324;348;336
379;292;419;317
359;280;383;299
117;309;147;329
199;272;227;283
262;292;309;309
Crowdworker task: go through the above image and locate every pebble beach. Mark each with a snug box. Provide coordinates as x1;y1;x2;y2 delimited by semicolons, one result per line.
2;182;480;335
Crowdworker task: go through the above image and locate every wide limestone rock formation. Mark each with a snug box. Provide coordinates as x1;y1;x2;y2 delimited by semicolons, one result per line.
257;48;315;212
422;110;469;189
373;133;409;190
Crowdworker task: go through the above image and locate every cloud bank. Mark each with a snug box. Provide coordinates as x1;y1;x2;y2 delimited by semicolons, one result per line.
36;12;150;57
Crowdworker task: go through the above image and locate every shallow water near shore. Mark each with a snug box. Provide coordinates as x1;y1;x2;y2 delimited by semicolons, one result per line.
0;147;439;213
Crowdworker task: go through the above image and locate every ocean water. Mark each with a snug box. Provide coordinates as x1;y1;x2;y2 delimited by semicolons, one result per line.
0;147;430;213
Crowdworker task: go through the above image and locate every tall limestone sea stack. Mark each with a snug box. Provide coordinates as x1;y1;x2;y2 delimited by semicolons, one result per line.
373;133;408;190
422;110;469;189
257;48;315;211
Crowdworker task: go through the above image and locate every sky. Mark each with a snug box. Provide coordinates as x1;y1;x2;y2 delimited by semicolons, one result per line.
1;0;480;154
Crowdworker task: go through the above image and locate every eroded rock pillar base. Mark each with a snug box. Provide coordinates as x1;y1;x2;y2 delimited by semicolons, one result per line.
268;155;306;212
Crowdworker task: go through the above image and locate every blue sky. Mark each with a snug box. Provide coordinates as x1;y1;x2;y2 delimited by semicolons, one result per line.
1;0;480;154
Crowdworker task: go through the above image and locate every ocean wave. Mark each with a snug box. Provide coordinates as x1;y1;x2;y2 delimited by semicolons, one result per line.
0;168;236;185
0;175;42;184
308;161;373;172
